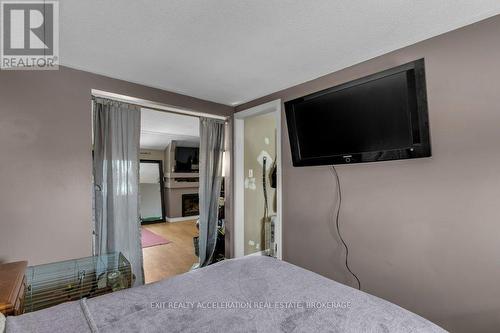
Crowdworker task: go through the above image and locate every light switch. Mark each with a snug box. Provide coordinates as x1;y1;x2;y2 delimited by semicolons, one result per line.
248;169;253;178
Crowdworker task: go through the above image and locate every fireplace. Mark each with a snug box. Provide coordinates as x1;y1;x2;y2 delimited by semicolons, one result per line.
182;193;199;217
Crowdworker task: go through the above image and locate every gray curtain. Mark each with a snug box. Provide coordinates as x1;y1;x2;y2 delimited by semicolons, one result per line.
198;117;225;267
93;98;144;286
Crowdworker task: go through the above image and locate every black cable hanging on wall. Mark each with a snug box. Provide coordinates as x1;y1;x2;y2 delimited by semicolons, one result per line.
330;166;361;290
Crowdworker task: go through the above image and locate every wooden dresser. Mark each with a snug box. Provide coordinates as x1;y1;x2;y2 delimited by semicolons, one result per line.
0;261;27;316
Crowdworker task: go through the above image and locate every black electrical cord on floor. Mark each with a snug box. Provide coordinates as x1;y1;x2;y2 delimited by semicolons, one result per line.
330;166;361;290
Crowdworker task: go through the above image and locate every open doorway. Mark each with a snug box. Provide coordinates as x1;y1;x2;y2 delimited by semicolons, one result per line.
92;90;228;285
139;108;201;283
234;100;282;259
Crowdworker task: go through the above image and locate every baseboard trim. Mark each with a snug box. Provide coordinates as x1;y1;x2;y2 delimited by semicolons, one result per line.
166;216;199;223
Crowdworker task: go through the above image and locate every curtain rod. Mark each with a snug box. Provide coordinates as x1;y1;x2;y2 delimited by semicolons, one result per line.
91;89;228;121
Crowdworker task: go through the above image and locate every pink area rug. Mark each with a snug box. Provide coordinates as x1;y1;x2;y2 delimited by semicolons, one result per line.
141;228;171;248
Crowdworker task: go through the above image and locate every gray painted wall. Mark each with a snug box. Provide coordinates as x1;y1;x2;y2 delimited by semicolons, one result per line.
0;66;232;266
236;15;500;333
140;149;165;163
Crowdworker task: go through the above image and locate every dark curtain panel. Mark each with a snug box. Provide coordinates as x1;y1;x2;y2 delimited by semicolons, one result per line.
198;117;225;267
93;98;144;285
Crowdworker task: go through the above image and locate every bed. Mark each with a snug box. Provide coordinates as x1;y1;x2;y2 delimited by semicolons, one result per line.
6;256;446;332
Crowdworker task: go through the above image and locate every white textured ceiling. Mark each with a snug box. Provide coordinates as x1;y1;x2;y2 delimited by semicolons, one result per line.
140;108;199;150
61;1;500;106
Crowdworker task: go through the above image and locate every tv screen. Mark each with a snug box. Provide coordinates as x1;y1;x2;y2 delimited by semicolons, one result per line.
175;147;199;172
285;59;431;166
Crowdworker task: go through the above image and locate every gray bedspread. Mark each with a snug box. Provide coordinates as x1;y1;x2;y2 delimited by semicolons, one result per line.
6;256;446;332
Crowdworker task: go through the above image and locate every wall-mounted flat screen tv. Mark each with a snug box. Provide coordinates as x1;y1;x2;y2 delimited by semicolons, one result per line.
285;59;431;166
175;146;199;172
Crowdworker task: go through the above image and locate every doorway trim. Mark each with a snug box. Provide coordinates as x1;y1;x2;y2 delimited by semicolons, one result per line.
233;99;282;259
92;89;227;120
139;159;166;224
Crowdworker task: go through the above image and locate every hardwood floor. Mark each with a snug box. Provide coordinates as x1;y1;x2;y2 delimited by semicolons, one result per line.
142;220;198;284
